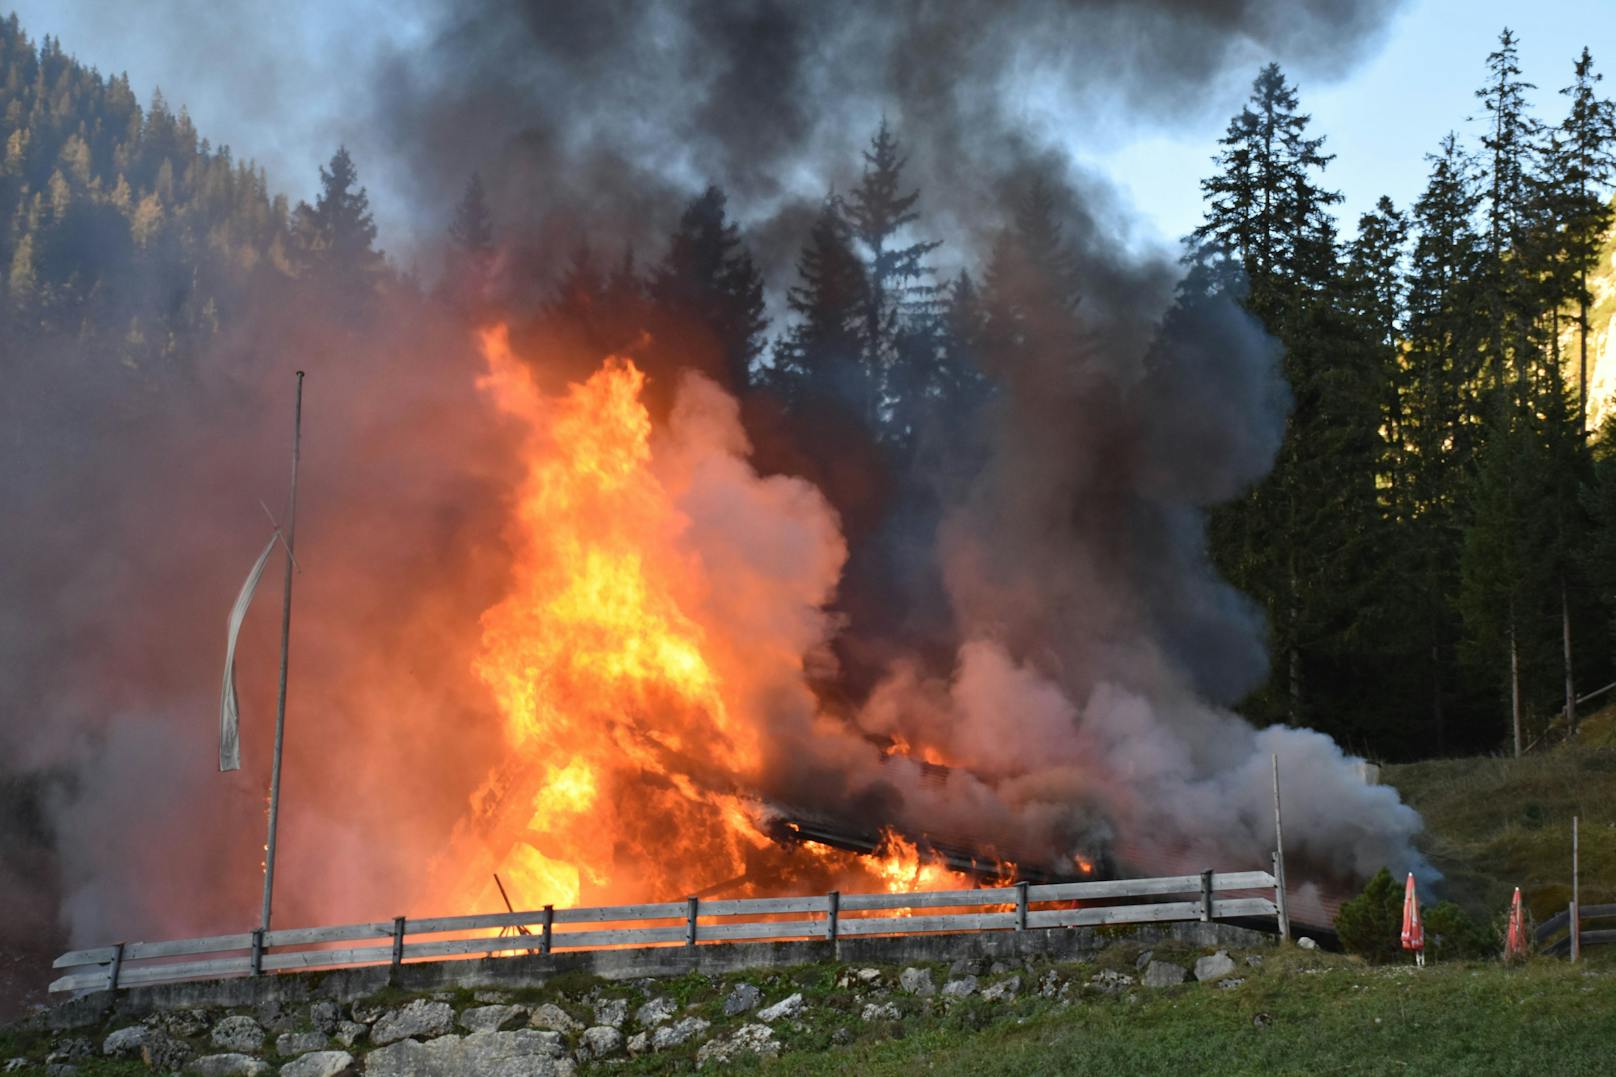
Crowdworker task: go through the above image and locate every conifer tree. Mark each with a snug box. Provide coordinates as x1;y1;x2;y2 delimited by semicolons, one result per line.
772;196;870;413
295;146;384;294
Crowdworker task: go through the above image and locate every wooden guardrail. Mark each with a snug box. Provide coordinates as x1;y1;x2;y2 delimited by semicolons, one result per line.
51;867;1282;994
1536;903;1616;957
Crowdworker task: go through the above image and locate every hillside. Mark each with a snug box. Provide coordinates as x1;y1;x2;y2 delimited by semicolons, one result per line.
1383;706;1616;923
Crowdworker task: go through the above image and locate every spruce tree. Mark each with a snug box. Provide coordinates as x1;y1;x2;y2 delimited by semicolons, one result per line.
295;146;384;295
772;196;870;414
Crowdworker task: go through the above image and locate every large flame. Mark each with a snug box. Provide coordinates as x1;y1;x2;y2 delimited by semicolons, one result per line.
422;327;993;915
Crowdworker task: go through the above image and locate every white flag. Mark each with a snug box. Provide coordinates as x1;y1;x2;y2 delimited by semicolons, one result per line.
220;533;279;772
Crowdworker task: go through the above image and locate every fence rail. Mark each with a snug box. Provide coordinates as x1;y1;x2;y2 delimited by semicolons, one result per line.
50;866;1282;995
1536;903;1616;957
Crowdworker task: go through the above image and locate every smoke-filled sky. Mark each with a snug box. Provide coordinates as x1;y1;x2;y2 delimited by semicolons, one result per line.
6;0;1600;262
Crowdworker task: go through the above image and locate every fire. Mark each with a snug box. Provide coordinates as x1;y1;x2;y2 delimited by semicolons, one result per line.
426;327;1016;916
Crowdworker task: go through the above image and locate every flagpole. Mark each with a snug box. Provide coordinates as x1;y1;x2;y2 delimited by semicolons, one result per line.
261;370;304;933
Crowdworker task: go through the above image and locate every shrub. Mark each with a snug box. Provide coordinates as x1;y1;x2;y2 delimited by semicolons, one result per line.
1424;900;1495;960
1335;868;1403;964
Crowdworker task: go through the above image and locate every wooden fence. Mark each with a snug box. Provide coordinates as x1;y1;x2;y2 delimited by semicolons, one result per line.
1536;903;1616;957
50;867;1283;995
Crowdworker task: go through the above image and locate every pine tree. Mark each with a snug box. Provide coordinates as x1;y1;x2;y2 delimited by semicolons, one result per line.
295;146;384;294
648;185;766;392
444;171;495;312
845;120;941;435
772;196;870;413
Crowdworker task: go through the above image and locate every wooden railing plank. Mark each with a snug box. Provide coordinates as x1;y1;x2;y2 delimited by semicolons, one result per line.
839;888;1016;912
835;912;1019;936
695;896;830;916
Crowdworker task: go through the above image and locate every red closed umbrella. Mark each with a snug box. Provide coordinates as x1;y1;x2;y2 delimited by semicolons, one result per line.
1401;872;1425;967
1505;886;1527;959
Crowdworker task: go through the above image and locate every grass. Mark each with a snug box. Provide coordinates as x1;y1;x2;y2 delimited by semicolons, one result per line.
1382;704;1616;922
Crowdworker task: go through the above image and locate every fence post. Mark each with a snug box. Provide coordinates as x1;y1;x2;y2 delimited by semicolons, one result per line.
1201;870;1214;923
107;942;125;991
1016;881;1029;932
685;896;699;948
1571;816;1581;963
1272;851;1290;942
540;905;554;955
826;891;840;943
391;916;406;980
250;928;265;976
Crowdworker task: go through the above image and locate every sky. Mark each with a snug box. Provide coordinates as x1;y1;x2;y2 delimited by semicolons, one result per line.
6;0;1607;259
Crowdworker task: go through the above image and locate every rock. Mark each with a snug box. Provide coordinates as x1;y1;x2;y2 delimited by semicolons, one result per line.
981;976;1021;1001
861;1001;900;1022
276;1030;329;1056
1194;951;1238;983
651;1017;710;1051
1135;949;1154;970
474;991;513;1004
626;1032;650;1056
1298;937;1319;951
899;967;936;997
349;1001;385;1025
141;1032;193;1072
831;1026;854;1045
756;993;804;1023
579;1026;624;1059
102;1025;150;1056
695;1023;778;1068
1252;1011;1273;1029
634;997;676;1028
255;999;300;1033
1217;977;1246;990
1038;971;1065;998
279;1051;356;1077
1089;970;1134;994
146;1008;212;1038
460;1004;528;1033
593;998;628;1029
1143;961;1187;988
989;961;1015;976
185;1053;271;1076
309;1000;341;1034
949;956;987;977
209;1016;266;1053
722;982;762;1016
370;999;454;1046
942;976;978;999
365;1031;574;1077
855;968;882;983
1245;954;1265;968
332;1021;367;1048
529;1002;581;1033
3;1060;27;1073
47;1038;93;1062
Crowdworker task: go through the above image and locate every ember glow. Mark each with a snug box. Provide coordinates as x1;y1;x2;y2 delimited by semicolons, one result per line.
426;326;1001;913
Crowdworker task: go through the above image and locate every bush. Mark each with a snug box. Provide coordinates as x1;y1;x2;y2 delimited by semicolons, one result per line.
1424;900;1495;960
1335;868;1403;964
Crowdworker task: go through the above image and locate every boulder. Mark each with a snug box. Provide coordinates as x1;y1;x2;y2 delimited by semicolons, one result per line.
941;976;978;999
184;1053;271;1076
209;1016;265;1053
309;1000;341;1034
1194;951;1237;983
146;1009;211;1038
1244;954;1265;967
529;1003;580;1033
722;982;762;1016
626;1032;650;1056
349;1001;386;1025
140;1032;193;1072
102;1026;149;1057
365;1031;573;1077
855;968;882;984
861;1001;900;1022
756;993;804;1023
579;1026;624;1060
949;956;987;977
3;1060;28;1073
1298;937;1318;951
370;1000;455;1046
460;1005;528;1033
1134;950;1154;970
899;967;936;997
981;976;1021;1001
696;1023;778;1068
1143;961;1187;988
276;1031;329;1056
634;997;676;1028
279;1051;356;1077
332;1021;367;1048
592;998;628;1029
255;999;301;1033
1217;977;1246;990
650;1017;710;1051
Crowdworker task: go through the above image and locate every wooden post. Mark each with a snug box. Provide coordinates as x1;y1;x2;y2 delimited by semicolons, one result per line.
685;896;699;948
1016;881;1029;932
261;371;305;934
1572;816;1581;963
108;942;125;991
391;916;406;977
825;891;840;943
1201;870;1215;923
250;928;265;976
1272;754;1290;941
540;905;554;955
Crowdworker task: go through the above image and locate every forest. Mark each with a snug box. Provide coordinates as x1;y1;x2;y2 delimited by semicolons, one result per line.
4;13;1615;765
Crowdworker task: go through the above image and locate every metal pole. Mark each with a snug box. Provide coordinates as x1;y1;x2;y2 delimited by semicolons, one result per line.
260;371;305;933
1572;815;1580;963
1272;753;1290;942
